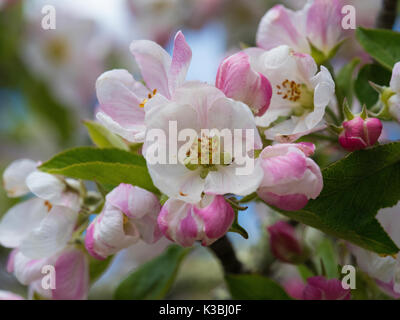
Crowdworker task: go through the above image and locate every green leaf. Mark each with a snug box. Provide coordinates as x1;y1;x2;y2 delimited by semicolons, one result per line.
356;27;400;70
336;58;360;106
225;274;291;300
315;239;338;279
309;40;326;65
89;255;113;284
114;245;190;300
39;147;158;194
83;120;129;150
267;142;400;255
355;64;391;109
297;265;314;281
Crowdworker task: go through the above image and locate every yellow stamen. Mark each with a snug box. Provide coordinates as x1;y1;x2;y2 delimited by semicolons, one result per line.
276;79;302;102
139;98;148;108
379;253;398;259
122;214;129;225
139;89;158;108
44;200;53;212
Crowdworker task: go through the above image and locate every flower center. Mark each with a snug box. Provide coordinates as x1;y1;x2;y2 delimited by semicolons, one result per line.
44;200;52;212
276;80;314;116
122;214;129;225
276;79;302;102
183;134;233;179
139;89;157;108
45;37;69;64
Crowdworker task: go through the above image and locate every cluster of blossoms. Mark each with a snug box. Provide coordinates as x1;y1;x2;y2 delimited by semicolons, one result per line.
1;0;399;300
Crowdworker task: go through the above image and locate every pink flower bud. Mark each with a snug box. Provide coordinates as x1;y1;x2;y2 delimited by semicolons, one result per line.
51;248;89;300
11;247;89;300
339;116;382;151
216;51;272;116
375;280;400;299
303;276;351;300
267;221;304;263
85;183;161;260
283;278;306;300
158;195;234;247
257;143;323;211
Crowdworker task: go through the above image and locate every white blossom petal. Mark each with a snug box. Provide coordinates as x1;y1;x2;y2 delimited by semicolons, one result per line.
3;159;37;197
19;206;78;259
0;198;47;248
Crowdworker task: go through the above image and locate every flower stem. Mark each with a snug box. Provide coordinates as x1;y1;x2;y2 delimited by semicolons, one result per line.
239;192;258;203
325;107;340;126
225;197;248;211
208;235;244;274
308;133;338;142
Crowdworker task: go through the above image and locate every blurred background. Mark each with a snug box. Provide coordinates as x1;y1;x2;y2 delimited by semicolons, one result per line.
0;0;399;299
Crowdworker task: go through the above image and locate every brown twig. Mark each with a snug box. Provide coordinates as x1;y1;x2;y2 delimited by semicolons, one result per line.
376;0;398;29
208;235;244;274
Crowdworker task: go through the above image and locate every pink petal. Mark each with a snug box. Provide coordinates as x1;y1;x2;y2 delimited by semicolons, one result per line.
284;278;306;300
96;69;148;142
215;51;272;116
390;62;400;92
168;31;192;95
296;142;316;156
256;5;308;52
305;0;343;54
193;195;234;245
7;249;17;273
303;276;351;300
260;151;307;185
0;290;24;300
130;40;172;98
258;192;309;211
158;200;199;247
267;221;303;263
106;184;160;220
52;248;89;300
84;219;106;260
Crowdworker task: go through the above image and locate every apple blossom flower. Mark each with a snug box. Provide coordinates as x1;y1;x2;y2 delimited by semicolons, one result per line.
8;247;89;300
337;0;382;62
0;159;81;260
158;194;234;247
375;280;400;299
95;31;192;142
349;202;400;297
283;278;306;300
284;276;351;300
257;143;323;211
339;116;382;151
85;183;162;260
21;11;106;113
256;0;344;61
0;200;79;259
0;290;24;300
2;158;80;210
2;158;38;197
216;51;272;117
143;81;263;204
387;62;400;123
303;276;351;300
246;45;335;142
267;221;305;263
